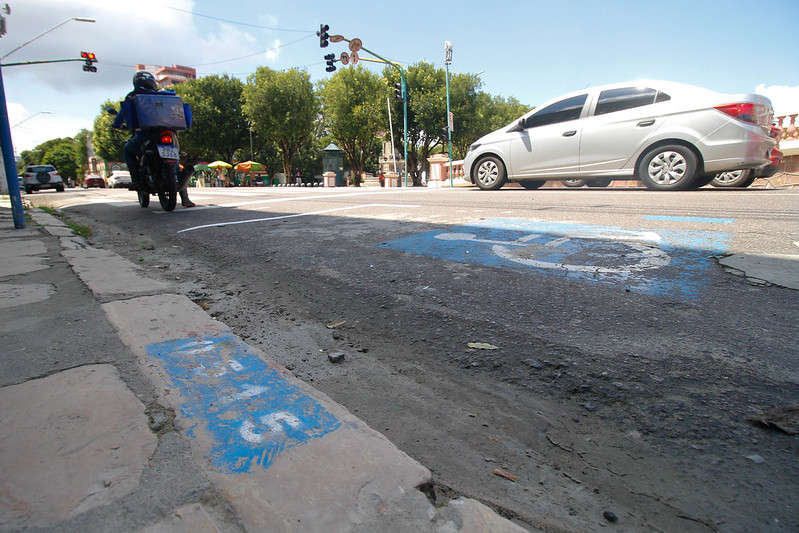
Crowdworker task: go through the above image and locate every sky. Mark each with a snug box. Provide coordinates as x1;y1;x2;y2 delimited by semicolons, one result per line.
3;0;799;155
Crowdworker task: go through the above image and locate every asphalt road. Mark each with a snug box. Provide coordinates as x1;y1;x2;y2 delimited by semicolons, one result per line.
26;185;799;532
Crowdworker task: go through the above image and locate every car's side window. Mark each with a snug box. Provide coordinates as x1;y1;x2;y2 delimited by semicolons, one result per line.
524;94;587;129
595;87;667;116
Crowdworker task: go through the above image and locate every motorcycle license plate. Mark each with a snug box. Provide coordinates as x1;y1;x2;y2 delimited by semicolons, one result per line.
157;145;179;159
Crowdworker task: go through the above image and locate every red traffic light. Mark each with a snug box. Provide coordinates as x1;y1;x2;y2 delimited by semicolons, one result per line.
80;51;97;73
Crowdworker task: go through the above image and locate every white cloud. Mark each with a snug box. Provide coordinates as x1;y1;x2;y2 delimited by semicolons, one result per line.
265;39;281;63
755;84;799;118
1;0;273;152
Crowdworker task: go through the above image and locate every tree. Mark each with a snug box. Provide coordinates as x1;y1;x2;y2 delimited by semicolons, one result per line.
454;93;530;158
92;99;128;163
74;129;91;177
385;62;483;185
243;67;317;183
319;66;387;185
174;75;249;164
42;141;79;181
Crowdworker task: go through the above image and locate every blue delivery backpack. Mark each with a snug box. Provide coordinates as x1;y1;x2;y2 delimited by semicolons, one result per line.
133;93;191;130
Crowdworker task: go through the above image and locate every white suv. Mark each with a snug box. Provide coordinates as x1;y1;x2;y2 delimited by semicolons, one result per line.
23;165;64;193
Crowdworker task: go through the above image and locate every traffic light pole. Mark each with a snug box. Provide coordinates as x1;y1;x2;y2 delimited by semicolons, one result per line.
2;57;89;67
0;64;26;228
324;33;409;187
0;56;98;229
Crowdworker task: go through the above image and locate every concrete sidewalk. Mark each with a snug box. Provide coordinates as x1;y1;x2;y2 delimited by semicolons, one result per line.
0;204;527;532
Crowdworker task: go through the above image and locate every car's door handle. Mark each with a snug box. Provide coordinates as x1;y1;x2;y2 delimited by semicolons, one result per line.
637;119;655;127
562;130;577;137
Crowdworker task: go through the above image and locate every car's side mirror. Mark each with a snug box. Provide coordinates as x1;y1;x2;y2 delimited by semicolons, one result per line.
508;118;525;132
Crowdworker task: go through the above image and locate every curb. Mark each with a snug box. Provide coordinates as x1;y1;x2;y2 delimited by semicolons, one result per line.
25;207;529;532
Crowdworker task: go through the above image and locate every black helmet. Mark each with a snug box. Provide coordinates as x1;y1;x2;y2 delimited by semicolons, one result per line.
133;71;157;91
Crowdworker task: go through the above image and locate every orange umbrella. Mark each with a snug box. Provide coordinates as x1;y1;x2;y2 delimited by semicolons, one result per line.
234;161;265;172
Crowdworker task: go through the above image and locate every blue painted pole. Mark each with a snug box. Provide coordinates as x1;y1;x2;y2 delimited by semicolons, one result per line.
0;65;26;229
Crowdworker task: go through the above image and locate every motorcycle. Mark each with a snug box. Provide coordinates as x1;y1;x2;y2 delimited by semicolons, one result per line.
132;127;184;211
106;93;191;212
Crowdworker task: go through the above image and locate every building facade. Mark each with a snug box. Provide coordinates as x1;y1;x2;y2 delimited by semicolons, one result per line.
135;64;197;88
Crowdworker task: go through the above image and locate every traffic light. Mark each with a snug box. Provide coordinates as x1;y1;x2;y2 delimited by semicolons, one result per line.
324;53;336;73
318;24;329;48
394;83;405;102
81;51;97;73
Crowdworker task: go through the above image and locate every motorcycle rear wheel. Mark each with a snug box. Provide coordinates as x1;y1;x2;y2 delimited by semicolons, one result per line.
158;166;178;212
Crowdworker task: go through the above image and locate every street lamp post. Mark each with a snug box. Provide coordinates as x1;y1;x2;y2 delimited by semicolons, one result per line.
445;41;453;188
11;110;51;129
0;16;94;229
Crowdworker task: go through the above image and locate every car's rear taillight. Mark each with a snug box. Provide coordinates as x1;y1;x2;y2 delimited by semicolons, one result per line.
714;103;757;124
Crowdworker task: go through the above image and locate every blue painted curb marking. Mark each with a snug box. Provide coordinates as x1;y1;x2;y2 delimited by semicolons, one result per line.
146;334;341;473
378;219;732;299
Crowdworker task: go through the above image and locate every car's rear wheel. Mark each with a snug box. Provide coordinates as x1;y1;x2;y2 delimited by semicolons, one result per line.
637;145;697;191
587;178;613;188
710;169;755;188
519;180;546;190
473;156;506;190
563;179;586;188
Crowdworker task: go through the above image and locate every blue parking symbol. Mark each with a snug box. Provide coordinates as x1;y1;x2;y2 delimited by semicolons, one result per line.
146;334;341;473
378;219;732;299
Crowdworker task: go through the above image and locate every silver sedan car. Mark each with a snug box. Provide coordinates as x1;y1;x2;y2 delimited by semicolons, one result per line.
463;80;777;191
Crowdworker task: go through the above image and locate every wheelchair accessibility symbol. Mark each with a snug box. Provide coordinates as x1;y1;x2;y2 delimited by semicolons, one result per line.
378;219;732;299
434;229;669;274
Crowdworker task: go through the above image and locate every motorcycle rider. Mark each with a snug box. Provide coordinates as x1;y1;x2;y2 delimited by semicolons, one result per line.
112;71;195;207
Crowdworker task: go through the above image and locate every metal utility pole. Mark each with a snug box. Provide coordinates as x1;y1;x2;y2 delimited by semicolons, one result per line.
0;16;95;229
445;41;453;188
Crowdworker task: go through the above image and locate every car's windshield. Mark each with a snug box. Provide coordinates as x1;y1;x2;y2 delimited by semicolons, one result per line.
28;166;55;172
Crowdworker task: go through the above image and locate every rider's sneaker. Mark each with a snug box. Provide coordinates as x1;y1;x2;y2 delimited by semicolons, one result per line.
129;181;141;191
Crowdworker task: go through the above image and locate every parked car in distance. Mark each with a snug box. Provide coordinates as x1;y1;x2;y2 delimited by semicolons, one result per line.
83;174;106;188
710;124;784;188
107;170;132;189
22;164;64;194
463;80;777;191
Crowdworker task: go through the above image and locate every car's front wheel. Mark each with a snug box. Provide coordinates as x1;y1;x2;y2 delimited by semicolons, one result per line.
473;156;507;190
637;145;697;191
710;169;755;188
563;179;586;188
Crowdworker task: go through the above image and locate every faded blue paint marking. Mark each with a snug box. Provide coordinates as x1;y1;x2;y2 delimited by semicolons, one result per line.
378;219;732;299
146;334;340;473
644;215;735;224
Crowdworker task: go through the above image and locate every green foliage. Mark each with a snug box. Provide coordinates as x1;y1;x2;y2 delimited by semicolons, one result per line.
32;63;529;187
174;75;249;164
319;66;387;185
385;61;485;185
42;142;79;180
73;129;92;177
92;99;128;163
243;67;318;181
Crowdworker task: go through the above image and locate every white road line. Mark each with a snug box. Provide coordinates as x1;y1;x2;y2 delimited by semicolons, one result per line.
177;204;421;233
